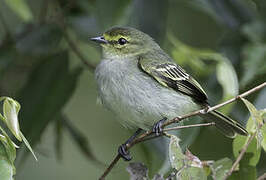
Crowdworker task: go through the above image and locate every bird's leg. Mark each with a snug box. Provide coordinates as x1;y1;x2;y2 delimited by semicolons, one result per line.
118;128;142;161
152;117;167;136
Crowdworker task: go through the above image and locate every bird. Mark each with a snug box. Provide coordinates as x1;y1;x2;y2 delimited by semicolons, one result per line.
91;26;248;161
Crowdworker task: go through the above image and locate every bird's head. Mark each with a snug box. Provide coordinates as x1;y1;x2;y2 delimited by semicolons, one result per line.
91;27;159;58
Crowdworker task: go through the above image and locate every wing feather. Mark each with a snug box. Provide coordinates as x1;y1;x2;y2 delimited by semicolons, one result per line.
138;58;208;103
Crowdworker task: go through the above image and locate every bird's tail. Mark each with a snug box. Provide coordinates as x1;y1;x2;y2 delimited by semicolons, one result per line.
203;110;248;138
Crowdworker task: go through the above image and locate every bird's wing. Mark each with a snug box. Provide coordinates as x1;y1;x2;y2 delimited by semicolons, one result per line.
138;56;208;103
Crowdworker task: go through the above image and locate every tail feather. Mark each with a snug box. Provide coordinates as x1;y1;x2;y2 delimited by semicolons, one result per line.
204;110;248;138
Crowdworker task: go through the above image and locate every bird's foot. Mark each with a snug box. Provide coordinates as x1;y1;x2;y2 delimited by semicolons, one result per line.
152;117;167;136
117;128;142;161
118;144;131;161
200;105;210;114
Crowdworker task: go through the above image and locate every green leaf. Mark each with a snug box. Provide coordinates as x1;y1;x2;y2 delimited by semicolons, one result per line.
19;132;37;161
0;128;16;179
0;127;16;164
261;123;266;152
0;143;15;180
126;162;148;180
54;115;63;160
252;0;266;20
240;44;266;87
211;158;232;180
216;60;239;113
216;60;238;98
169;135;207;179
169;135;185;170
231;165;256;180
169;35;213;77
233;135;261;166
260;108;266;121
3;0;33;22
242;21;266;43
2;97;22;141
15;24;62;55
16;51;82;158
178;167;207;180
242;98;263;147
169;33;238;113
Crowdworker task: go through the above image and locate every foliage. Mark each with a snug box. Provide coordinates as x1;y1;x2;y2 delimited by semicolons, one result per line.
0;97;36;180
127;97;265;179
0;0;265;179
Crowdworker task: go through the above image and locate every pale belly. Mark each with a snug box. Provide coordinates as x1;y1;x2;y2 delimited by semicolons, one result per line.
95;58;201;130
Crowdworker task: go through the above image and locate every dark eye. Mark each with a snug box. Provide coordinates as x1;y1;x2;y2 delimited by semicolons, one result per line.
118;38;127;45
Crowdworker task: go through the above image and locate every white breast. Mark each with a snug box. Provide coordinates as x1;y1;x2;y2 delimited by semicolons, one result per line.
95;58;200;130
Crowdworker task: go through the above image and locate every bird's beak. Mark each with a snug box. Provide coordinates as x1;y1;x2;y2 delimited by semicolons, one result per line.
90;36;108;44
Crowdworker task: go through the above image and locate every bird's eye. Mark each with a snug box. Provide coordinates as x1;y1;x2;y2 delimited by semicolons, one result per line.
118;38;127;45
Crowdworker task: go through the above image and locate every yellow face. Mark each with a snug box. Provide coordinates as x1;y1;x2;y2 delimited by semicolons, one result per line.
103;33;131;50
91;27;156;58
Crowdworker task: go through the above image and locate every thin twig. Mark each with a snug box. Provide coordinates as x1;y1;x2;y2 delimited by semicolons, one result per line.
99;155;121;180
164;122;215;132
99;82;266;179
224;123;263;180
131;123;215;146
207;82;266;113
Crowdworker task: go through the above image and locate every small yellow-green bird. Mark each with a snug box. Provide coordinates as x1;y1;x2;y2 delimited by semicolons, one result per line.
91;27;248;161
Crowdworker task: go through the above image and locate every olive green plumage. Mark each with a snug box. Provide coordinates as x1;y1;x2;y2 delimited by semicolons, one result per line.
92;26;248;138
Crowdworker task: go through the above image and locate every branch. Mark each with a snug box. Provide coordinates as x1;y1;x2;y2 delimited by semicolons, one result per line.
164;122;215;132
99;82;266;180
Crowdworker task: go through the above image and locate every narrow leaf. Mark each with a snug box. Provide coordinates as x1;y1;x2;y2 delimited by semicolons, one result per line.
0;143;15;180
16;24;62;55
0;127;16;165
242;98;263;126
19;132;37;161
17;52;82;160
216;60;239;99
240;44;266;87
3;0;33;22
2;98;22;141
241;98;263;147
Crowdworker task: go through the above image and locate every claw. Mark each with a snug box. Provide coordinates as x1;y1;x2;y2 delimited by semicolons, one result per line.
118;144;132;161
117;128;142;161
152;117;167;136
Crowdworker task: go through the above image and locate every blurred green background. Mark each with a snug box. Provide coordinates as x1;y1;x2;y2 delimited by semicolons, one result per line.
0;0;266;179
